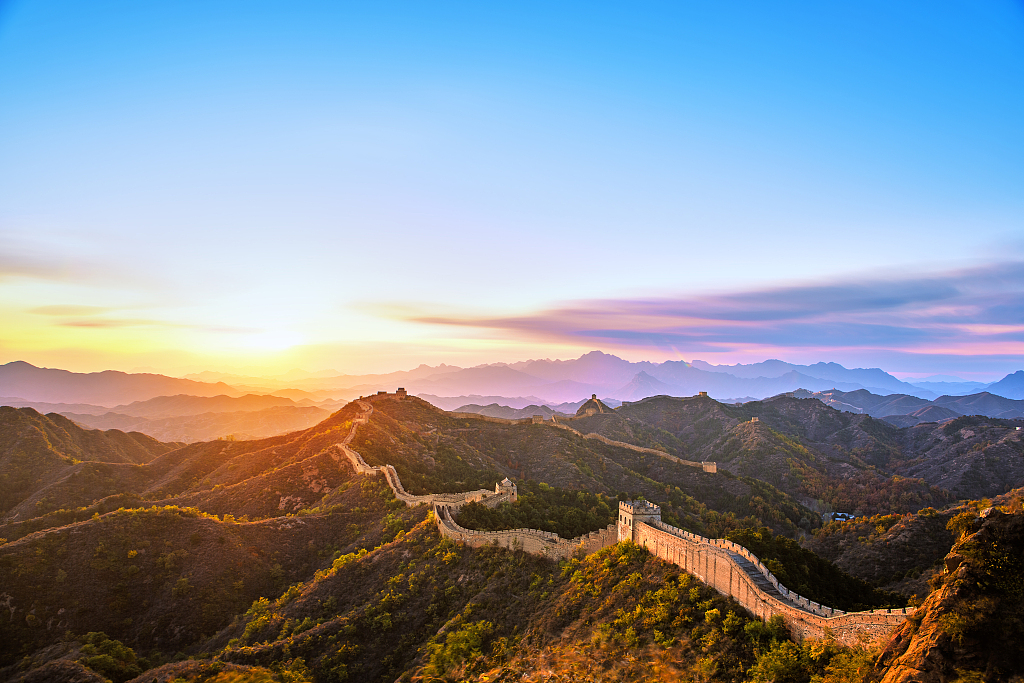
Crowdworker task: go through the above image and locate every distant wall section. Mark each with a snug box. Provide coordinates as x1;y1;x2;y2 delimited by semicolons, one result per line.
338;396;908;647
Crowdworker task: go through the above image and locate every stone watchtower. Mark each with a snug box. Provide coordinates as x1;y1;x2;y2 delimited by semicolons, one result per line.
617;500;661;542
496;477;518;503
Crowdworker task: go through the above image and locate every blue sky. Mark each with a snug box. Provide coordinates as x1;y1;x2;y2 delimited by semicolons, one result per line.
1;1;1022;378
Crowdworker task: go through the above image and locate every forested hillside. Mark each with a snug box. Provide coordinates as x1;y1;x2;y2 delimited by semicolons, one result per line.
1;394;1022;682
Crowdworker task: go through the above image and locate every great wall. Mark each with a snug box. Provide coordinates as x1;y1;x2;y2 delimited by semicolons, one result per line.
337;391;914;646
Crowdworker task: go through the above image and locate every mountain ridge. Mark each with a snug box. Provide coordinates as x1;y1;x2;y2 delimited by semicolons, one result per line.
6;354;1023;409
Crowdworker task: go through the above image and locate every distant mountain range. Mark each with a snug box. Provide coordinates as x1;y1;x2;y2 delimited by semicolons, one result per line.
0;386;346;443
3;355;1023;430
0;360;241;404
797;388;1024;427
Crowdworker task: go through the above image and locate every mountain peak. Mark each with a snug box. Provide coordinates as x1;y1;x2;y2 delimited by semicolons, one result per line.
576;394;613;415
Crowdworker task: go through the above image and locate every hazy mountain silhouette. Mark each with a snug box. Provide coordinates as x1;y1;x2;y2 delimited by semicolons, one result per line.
801;388;1024;424
0;361;241;405
985;370;1024;400
616;371;674;400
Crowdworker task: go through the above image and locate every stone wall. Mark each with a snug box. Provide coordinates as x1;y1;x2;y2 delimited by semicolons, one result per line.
380;464;510;512
547;422;716;472
630;518;913;646
444;409;716;473
338;398;906;646
434;505;617;560
447;412;538;426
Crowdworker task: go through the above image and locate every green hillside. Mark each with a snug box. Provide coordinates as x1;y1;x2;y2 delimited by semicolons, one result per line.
3;395;1023;682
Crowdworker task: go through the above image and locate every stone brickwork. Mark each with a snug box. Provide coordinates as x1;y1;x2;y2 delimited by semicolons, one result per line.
434;505;617;560
619;502;913;646
336;397;906;646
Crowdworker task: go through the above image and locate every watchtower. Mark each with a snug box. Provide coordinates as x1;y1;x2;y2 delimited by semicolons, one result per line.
496;477;518;502
617;500;661;542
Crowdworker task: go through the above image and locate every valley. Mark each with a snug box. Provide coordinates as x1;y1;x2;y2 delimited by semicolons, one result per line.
1;381;1023;682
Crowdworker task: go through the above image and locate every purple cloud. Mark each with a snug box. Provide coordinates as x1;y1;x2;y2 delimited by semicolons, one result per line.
400;262;1024;373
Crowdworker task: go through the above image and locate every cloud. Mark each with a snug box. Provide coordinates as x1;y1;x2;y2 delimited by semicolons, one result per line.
30;305;113;316
0;248;107;284
51;318;261;334
395;261;1024;363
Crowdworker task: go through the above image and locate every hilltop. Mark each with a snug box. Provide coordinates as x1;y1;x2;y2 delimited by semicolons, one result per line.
0;407;178;517
1;390;1023;681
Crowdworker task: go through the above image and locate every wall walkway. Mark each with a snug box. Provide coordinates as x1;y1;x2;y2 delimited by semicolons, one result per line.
443;409;717;473
335;396;910;646
434;505;617;560
547;421;717;472
628;518;913;646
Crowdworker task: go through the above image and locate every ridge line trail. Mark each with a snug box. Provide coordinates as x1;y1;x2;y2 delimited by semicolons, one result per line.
335;400;377;474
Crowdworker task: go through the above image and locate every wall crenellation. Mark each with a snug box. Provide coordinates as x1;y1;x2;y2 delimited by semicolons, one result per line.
621;503;913;646
336;395;909;648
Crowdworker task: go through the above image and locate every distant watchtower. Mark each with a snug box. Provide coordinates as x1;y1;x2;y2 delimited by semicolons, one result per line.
496;477;518;502
577;394;611;417
617;500;661;542
396;387;408;399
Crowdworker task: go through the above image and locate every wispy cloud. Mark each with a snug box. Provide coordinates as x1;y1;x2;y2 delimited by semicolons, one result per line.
394;262;1024;365
29;305;114;316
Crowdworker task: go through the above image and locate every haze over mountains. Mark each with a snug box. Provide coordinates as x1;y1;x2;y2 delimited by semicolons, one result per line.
3;354;1023;443
6;354;1022;409
2;388;1023;681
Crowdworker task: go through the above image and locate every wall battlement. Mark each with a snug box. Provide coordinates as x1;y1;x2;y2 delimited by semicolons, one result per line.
619;500;661;515
615;500;913;646
433;504;617;560
336;398;909;648
444;407;718;473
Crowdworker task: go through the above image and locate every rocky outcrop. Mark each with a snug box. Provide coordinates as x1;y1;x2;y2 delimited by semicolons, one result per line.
877;509;1024;683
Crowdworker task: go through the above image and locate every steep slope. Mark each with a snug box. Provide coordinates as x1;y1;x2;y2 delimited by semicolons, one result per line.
0;402;370;530
0;407;178;517
4;391;1019;683
895;416;1024;499
875;505;1024;682
213;525;765;683
933;391;1024;419
615;371;674;401
0;477;424;668
579;394;949;516
353;395;818;537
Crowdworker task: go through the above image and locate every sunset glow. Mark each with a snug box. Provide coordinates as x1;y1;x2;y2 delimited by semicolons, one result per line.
1;2;1022;379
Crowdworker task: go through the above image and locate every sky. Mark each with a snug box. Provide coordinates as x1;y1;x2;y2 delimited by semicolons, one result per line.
1;1;1023;380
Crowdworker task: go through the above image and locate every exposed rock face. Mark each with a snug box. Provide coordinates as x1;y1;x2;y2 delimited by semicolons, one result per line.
877;509;1024;683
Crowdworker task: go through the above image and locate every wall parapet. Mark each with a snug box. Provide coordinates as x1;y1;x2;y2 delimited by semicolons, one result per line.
441;407;718;473
633;517;913;646
434;504;617;560
546;422;717;472
448;412;542;426
338;397;905;647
